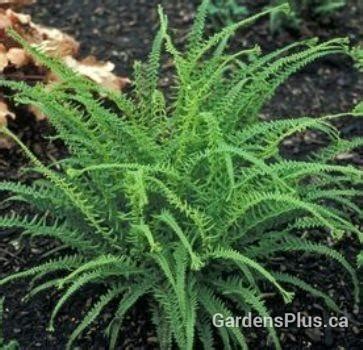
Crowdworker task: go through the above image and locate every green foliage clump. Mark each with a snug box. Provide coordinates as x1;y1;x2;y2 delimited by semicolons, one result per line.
290;0;346;15
271;0;347;32
207;0;249;26
0;1;362;349
358;252;363;267
0;298;19;350
206;0;347;33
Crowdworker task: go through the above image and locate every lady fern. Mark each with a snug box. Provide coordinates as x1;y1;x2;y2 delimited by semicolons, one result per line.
0;1;362;349
270;0;347;32
205;1;346;33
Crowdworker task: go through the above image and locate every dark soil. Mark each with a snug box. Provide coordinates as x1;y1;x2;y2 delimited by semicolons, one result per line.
0;0;362;349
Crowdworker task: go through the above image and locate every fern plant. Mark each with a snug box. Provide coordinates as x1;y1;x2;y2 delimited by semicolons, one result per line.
270;0;347;32
204;0;346;33
0;1;362;349
207;0;249;26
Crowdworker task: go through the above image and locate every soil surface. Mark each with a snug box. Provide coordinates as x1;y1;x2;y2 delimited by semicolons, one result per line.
0;0;362;349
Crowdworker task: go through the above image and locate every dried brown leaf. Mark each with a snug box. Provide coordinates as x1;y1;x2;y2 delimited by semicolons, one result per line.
0;11;12;30
63;55;131;91
0;99;15;149
0;99;15;125
32;24;80;57
28;104;46;121
6;46;29;67
0;6;129;142
0;43;7;71
0;0;36;8
6;8;30;24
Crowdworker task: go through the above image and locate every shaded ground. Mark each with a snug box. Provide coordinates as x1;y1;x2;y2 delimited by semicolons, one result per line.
0;0;362;349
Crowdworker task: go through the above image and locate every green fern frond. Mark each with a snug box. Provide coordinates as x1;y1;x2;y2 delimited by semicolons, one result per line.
272;272;341;313
107;281;151;349
66;283;126;350
277;238;359;302
0;255;84;287
157;211;204;270
358;252;363;267
209;247;294;303
198;285;248;350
